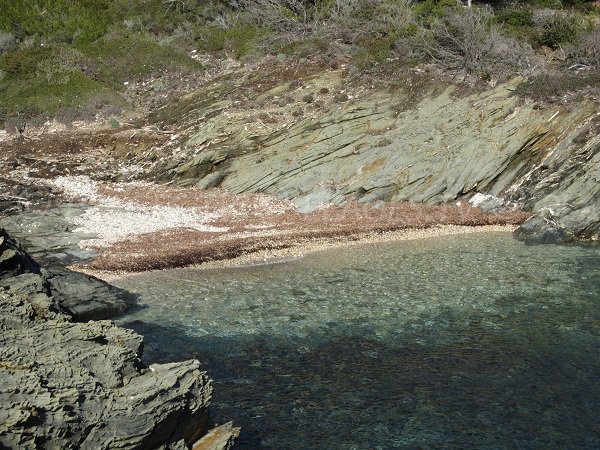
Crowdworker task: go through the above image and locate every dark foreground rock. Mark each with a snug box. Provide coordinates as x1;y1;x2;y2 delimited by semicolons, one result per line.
45;267;137;321
0;227;135;321
0;229;239;449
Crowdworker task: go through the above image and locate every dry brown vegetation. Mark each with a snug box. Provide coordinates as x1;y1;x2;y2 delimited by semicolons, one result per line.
85;195;530;272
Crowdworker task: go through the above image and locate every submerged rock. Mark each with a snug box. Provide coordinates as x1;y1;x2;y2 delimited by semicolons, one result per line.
0;230;238;449
0;227;136;321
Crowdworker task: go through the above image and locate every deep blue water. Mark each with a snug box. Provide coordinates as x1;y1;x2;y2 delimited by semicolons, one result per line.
114;232;600;449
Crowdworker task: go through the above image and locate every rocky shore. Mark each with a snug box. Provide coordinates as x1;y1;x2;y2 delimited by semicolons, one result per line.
0;58;597;449
0;229;239;449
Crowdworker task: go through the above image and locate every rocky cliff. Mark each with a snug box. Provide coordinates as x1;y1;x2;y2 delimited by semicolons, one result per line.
0;229;238;449
141;71;599;243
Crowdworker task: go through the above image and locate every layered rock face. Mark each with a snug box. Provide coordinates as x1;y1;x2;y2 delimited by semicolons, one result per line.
151;76;599;242
0;230;237;449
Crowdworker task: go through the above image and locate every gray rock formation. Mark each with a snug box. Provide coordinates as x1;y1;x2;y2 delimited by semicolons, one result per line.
0;204;99;265
0;230;40;280
0;230;238;449
0;226;135;322
148;76;599;242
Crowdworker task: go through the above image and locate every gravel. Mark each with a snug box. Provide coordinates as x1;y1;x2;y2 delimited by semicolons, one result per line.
53;176;228;247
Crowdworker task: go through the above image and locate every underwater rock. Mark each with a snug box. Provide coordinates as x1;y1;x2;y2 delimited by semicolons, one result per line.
0;227;135;322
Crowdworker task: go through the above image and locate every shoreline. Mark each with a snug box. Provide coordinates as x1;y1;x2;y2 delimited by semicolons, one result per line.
73;224;517;281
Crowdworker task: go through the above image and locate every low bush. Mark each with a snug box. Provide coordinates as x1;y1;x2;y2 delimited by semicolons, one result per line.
0;0;597;123
423;7;537;77
516;70;600;99
494;8;534;27
0;70;115;120
195;26;228;52
224;24;271;58
76;34;202;87
413;0;462;23
35;46;92;85
567;28;600;68
537;14;581;48
0;0;110;43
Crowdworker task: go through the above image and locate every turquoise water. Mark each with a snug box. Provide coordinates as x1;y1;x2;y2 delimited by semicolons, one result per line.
114;232;600;449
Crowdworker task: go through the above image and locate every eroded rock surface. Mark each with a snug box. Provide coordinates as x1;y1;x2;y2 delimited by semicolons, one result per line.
147;76;599;242
0;230;237;449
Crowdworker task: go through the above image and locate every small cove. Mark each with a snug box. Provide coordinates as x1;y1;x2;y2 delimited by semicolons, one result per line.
113;232;600;449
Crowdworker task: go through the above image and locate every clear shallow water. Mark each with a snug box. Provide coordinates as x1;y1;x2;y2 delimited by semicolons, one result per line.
113;232;600;449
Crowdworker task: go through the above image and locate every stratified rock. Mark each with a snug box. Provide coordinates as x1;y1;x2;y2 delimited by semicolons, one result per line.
0;230;236;449
513;210;569;244
512;134;600;242
1;227;136;321
148;76;599;241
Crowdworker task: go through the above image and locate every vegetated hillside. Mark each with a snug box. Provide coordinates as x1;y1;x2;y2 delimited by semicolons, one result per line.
0;1;598;242
0;0;598;129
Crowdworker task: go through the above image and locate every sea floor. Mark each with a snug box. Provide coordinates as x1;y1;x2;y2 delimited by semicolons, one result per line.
114;232;600;449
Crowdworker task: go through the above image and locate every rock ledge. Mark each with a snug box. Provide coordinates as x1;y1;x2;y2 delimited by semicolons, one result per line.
0;229;238;449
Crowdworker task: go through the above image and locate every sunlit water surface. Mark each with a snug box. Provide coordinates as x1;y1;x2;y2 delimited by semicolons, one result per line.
113;232;600;449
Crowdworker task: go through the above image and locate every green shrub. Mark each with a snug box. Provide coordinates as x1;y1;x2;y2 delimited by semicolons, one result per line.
492;7;539;43
538;15;580;48
76;34;202;87
194;26;227;52
413;0;461;23
35;46;92;85
528;0;563;8
0;0;110;43
354;35;397;71
0;70;116;120
0;0;231;44
225;25;270;58
494;8;534;27
0;42;126;122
